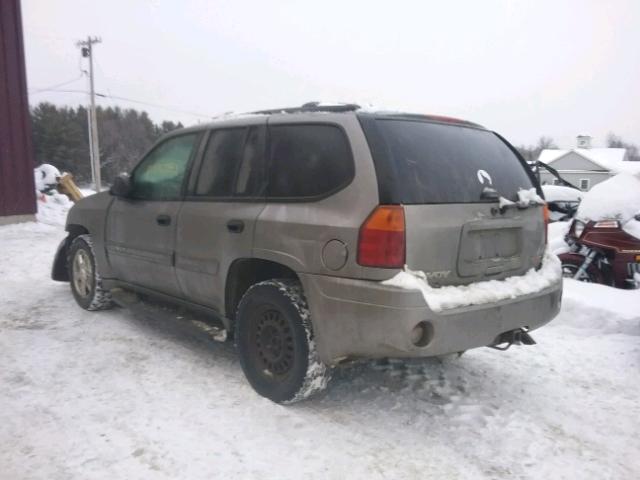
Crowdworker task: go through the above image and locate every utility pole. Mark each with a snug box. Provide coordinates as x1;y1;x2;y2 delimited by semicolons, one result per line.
76;36;102;191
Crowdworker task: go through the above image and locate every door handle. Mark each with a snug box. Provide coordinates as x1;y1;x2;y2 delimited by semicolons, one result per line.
227;219;244;233
156;214;172;226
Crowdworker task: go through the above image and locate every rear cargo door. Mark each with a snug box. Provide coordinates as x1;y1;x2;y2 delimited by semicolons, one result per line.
359;116;545;286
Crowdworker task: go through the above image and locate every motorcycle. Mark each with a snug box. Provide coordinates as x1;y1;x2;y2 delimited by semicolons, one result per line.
559;216;640;289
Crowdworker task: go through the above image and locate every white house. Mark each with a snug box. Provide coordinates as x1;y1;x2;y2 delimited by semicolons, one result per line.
538;135;640;191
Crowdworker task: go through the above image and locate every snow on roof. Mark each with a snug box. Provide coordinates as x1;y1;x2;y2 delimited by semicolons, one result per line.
577;172;640;223
538;147;640;174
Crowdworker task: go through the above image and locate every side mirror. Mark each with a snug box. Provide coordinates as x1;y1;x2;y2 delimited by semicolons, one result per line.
110;173;132;197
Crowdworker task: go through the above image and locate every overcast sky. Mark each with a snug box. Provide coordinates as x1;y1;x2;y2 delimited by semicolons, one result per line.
22;0;640;148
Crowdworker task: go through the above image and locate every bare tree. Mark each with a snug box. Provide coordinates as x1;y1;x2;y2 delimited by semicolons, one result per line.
516;136;558;163
606;133;639;161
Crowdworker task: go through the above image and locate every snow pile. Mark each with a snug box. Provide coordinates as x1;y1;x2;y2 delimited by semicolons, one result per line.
498;196;515;209
624;219;640;239
517;187;545;206
498;188;545;210
36;191;72;227
382;249;561;312
548;220;571;255
577;173;640;223
541;185;583;202
34;164;61;192
33;164;71;226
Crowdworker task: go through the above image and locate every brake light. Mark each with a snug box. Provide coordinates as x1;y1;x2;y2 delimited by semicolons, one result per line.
357;205;405;268
543;204;549;244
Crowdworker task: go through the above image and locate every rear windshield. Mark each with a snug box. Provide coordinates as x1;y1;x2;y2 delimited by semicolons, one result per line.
359;117;535;204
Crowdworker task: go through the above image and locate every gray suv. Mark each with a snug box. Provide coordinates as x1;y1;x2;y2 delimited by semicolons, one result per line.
52;103;562;403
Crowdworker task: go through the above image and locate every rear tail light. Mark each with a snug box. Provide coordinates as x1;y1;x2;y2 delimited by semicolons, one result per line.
357;205;405;268
543;204;549;244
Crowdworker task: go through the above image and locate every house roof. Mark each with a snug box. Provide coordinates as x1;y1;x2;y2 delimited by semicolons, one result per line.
538;148;640;174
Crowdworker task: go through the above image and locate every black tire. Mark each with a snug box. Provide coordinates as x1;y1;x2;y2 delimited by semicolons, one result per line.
235;279;331;403
67;234;113;311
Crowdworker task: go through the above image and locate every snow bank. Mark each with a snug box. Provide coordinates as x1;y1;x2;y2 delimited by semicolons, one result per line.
562;279;640;322
577;173;640;223
624;219;640;239
548;221;571;255
36;192;72;227
382;249;561;312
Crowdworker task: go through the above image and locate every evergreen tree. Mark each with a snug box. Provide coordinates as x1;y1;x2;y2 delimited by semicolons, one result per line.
30;102;185;184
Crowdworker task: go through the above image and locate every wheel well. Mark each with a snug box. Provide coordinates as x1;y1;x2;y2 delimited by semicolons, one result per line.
225;259;299;321
52;224;90;281
67;224;90;240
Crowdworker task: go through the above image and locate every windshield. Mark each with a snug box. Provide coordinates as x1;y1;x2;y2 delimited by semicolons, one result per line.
359;117;536;204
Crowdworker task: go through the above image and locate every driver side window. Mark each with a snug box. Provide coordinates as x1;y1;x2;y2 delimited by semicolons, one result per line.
131;133;198;200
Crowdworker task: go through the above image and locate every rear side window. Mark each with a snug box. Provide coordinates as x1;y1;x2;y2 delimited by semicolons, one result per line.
267;124;354;199
195;126;265;197
360;118;535;204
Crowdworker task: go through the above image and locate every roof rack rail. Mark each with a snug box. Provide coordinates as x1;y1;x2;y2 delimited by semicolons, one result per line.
252;102;361;115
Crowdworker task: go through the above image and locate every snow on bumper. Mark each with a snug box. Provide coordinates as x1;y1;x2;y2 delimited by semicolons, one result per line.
299;256;562;364
382;249;562;313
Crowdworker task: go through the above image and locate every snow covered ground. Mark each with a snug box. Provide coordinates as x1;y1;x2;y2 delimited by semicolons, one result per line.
1;219;639;479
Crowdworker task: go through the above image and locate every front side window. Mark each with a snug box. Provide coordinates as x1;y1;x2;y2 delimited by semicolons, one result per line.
267;124;354;199
194;126;265;197
131;133;197;200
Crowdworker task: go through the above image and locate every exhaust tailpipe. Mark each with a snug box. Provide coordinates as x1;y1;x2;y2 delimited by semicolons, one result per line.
489;328;536;351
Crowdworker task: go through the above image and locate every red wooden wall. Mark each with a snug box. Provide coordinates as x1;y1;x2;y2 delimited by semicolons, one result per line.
0;0;37;218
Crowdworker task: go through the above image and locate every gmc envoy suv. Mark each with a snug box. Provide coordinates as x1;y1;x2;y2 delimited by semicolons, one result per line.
52;102;562;403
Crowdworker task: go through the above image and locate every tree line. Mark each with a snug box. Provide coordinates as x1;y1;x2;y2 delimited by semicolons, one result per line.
30;102;639;186
31;102;184;185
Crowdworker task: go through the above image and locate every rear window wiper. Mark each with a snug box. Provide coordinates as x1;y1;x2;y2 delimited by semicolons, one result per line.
481;186;536;214
480;186;499;201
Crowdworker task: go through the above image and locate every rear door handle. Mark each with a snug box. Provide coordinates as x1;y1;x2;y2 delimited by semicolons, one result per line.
227;219;244;233
156;214;172;226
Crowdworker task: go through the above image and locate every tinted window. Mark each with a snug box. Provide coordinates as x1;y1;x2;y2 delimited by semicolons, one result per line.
131;133;197;200
360;118;535;204
195;127;265;197
268;124;353;198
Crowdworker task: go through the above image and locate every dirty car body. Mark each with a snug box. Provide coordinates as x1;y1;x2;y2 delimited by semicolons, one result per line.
53;103;562;402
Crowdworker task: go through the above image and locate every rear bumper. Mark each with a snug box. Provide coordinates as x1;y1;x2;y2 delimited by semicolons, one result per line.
300;273;562;365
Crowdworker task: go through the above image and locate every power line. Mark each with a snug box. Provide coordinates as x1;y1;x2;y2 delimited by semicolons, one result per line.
100;93;214;119
28;74;85;94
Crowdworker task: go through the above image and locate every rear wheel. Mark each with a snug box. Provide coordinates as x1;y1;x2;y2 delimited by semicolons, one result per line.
68;234;113;311
235;279;331;403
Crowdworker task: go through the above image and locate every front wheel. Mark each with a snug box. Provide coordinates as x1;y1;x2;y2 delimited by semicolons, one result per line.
561;260;601;283
235;279;331;403
67;234;113;311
